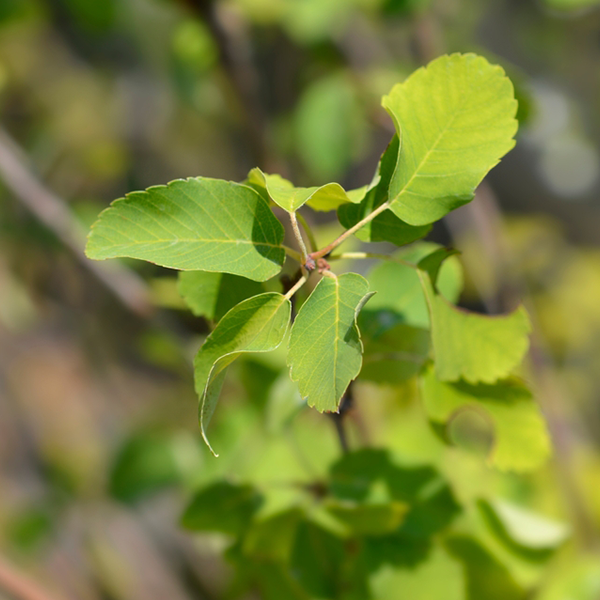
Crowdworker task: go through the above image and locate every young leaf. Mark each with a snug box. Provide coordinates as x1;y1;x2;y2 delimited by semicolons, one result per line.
418;248;530;383
178;271;264;321
338;136;431;245
382;53;518;226
248;167;362;212
421;367;551;471
86;177;285;281
195;292;291;455
287;273;373;412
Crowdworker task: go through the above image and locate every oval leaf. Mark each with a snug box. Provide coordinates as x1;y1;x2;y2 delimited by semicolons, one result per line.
287;273;373;412
86;177;285;281
382;53;518;226
195;292;291;455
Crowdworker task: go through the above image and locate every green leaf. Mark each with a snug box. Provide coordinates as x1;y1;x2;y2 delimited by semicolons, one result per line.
247;168;361;212
86;177;285;281
181;481;263;535
109;432;181;503
195;292;291;455
370;545;465;600
477;499;569;560
382;53;518;226
444;535;525;600
360;323;430;385
324;500;409;536
338;136;432;245
418;248;530;383
243;508;304;563
329;450;460;538
289;520;347;599
178;271;264;321
364;242;463;331
287;273;373;412
420;367;551;471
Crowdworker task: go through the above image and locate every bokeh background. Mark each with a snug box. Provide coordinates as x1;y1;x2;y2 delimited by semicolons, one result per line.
1;0;600;598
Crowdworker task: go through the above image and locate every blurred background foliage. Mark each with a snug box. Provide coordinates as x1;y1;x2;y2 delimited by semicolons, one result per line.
1;0;600;599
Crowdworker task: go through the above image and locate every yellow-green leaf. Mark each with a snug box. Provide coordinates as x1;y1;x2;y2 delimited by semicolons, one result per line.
382;53;518;226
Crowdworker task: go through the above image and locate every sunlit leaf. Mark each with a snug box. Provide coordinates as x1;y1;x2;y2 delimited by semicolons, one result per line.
86;177;285;281
178;271;264;321
418;248;530;383
247;168;361;212
287;273;373;412
383;53;518;226
195;292;291;454
370;545;465;600
421;367;551;471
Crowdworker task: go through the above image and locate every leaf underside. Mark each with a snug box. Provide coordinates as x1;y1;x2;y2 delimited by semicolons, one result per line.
248;167;362;213
195;292;291;455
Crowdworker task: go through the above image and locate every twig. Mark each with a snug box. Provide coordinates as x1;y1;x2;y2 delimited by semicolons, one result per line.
295;213;317;253
0;128;153;318
0;556;69;600
289;212;309;262
284;273;308;300
328;251;417;269
329;385;355;455
309;202;389;260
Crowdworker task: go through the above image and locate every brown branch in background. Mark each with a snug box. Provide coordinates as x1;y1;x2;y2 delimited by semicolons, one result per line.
0;555;70;600
0;128;153;319
180;0;274;171
329;383;355;454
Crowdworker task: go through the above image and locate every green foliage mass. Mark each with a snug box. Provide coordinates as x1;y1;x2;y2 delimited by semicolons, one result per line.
84;52;562;599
